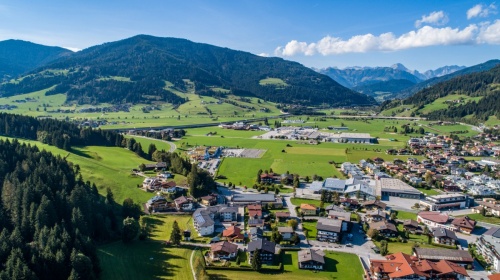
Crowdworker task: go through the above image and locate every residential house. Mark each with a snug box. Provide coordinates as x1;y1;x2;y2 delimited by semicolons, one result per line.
200;194;218;206
451;216;476;234
403;219;423;234
365;209;386;223
248;227;263;241
340;198;359;209
248;218;265;227
298;249;325;270
369;252;468;280
146;196;172;212
231;193;283;208
300;203;317;216
278;226;294;241
476;227;500;272
417;211;454;231
432;228;458;246
193;205;239;236
222;226;244;243
247;238;277;265
328;210;351;222
369;221;398;237
209;241;238;261
362;200;387;211
413;248;474;267
260;173;275;184
174;196;194;211
475;198;500;217
143;162;168;171
247;204;263;219
275;212;291;222
316;218;343;243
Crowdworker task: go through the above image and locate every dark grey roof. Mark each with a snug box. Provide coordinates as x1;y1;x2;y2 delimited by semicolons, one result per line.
248;218;264;225
325;205;345;212
432;228;458;240
298;249;325;264
328;210;351;222
231;193;276;202
413;248;473;263
316;218;342;233
249;227;263;236
248;238;276;254
484;227;500;238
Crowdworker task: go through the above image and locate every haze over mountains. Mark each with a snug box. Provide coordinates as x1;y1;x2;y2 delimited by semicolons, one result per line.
0;35;375;107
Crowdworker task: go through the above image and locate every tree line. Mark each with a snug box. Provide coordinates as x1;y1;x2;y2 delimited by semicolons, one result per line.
0;139;120;279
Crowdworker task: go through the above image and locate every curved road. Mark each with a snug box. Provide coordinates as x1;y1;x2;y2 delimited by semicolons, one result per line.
132;135;177;152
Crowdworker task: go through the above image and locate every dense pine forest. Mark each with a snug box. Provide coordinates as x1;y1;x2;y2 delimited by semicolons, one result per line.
0;113;124;150
0;139;119;279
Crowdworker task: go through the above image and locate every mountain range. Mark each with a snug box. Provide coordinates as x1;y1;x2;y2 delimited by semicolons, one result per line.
0;35;375;107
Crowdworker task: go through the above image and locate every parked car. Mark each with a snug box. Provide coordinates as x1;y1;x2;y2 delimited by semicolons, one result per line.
346;243;353;247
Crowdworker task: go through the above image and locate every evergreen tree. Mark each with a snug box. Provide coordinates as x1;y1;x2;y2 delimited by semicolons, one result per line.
251;250;262;271
122;217;139;243
169;220;182;245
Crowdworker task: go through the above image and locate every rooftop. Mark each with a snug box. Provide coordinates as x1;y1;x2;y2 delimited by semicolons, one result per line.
418;211;449;224
231;193;276;202
413;248;473;263
298;249;325;264
377;178;421;194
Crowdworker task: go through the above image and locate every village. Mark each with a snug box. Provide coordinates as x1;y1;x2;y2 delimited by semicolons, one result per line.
134;124;500;280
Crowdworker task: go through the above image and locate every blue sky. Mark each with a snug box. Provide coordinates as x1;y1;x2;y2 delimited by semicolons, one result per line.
0;0;498;71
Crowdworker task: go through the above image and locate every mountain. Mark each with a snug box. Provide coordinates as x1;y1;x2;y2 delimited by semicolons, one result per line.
0;35;375;106
0;40;72;80
318;65;422;88
397;60;500;98
421;65;466;80
352;79;416;102
381;64;500;125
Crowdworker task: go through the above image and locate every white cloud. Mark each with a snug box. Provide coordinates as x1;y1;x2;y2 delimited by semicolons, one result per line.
257;52;269;57
467;3;497;19
275;24;481;56
477;19;500;43
415;11;448;27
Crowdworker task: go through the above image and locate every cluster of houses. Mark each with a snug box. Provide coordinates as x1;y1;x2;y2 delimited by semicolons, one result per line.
474;198;500;217
195;193;329;270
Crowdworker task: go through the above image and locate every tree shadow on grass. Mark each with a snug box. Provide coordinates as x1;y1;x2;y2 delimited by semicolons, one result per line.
324;256;339;273
69;147;93;159
144;216;166;239
282;252;293;265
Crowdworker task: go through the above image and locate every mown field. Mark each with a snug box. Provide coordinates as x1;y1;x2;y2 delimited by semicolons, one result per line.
207;251;363;280
179;124;428;187
98;214;203;279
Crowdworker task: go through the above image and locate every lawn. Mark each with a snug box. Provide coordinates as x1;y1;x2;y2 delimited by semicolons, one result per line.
417;187;441;196
302;220;318;240
395;210;417;220
290;198;322;208
125;136;172;152
142;215;210;243
207;251;363;280
98;241;193;280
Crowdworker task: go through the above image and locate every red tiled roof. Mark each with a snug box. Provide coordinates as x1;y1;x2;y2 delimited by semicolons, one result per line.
451;216;476;230
301;203;317;210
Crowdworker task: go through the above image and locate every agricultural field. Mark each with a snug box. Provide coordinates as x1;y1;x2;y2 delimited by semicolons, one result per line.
456;213;500;225
0;85;282;130
259;77;289;87
417;94;483;115
179;125;428;187
207;251;364;280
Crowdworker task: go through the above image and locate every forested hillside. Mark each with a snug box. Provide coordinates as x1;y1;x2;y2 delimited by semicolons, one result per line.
0;35;375;106
0;113;123;150
0;139;119;279
381;65;500;124
0;40;72;80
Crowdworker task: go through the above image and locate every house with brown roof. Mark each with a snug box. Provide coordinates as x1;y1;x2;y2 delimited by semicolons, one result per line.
174;195;194;211
417;211;453;231
369;221;398;237
300;203;317;216
247;204;263;219
275;211;290;222
451;216;476;234
247;238;276;265
209;241;238;261
369;252;468;280
200;194;218;206
278;226;295;241
222;226;244;243
298;249;325;270
365;209;386;222
413;247;473;267
403;219;423;234
362;200;387;211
